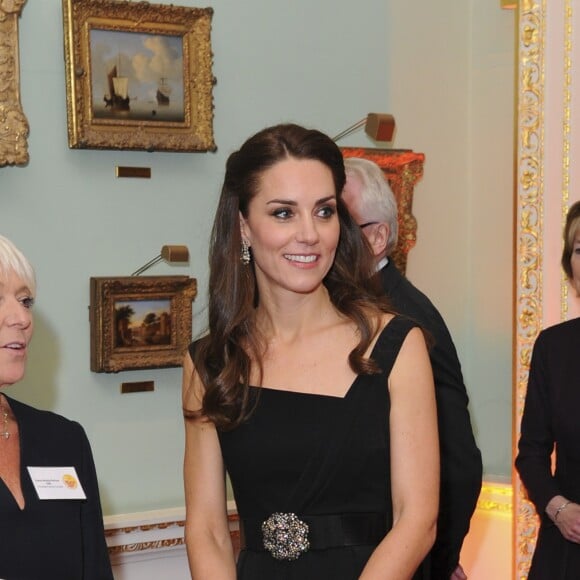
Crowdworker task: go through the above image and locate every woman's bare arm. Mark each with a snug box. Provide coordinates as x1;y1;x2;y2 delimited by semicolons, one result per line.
182;353;237;579
360;325;439;579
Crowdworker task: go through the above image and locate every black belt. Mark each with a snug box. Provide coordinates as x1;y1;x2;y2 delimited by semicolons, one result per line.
240;512;388;560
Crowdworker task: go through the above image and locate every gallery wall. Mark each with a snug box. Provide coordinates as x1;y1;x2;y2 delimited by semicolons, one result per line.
0;0;514;515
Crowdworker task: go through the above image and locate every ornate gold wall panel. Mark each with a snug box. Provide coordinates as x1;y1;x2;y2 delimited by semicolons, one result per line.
514;0;543;577
514;0;579;577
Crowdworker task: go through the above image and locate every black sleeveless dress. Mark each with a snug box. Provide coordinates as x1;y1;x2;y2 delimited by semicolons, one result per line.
216;316;417;579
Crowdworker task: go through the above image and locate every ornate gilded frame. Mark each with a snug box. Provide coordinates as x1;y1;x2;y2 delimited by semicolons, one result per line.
62;0;215;152
90;276;197;373
514;0;577;577
513;1;543;572
340;147;425;274
0;0;29;166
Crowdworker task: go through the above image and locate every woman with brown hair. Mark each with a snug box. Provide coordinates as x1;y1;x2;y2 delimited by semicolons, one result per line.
183;123;439;579
516;200;580;579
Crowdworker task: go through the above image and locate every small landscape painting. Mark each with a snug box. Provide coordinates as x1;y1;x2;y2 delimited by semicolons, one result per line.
114;299;172;348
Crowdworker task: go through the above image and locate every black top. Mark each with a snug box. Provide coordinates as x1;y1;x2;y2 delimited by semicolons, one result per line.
378;262;482;579
207;316;417;579
0;396;113;580
515;317;580;579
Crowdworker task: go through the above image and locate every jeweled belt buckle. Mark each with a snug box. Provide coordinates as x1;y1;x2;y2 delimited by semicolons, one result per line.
261;512;310;560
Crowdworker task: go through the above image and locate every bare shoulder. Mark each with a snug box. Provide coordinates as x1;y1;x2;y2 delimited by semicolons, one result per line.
399;324;428;351
377;313;427;349
369;313;428;356
390;323;432;390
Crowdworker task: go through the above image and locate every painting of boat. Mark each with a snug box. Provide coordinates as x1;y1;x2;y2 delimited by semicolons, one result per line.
156;77;171;106
104;64;130;111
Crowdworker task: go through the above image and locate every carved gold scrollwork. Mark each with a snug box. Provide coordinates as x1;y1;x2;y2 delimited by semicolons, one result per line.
0;0;28;167
515;0;543;577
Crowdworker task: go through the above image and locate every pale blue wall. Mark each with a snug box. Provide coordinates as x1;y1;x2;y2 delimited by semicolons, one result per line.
466;2;515;477
386;2;515;479
0;0;514;515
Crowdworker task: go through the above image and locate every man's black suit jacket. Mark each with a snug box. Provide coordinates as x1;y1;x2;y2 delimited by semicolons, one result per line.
378;262;482;580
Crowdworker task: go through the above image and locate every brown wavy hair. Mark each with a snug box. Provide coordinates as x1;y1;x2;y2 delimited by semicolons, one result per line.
189;123;390;430
562;200;580;279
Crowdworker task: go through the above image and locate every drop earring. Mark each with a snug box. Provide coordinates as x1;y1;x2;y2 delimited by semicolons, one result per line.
241;240;251;265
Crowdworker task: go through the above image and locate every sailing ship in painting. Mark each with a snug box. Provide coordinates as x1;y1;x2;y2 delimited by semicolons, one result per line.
156;77;171;106
104;62;130;112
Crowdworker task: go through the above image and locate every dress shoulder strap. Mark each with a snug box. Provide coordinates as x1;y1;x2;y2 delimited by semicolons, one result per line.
370;315;419;376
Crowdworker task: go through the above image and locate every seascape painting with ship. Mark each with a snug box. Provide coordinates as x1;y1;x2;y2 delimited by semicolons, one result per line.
90;29;185;122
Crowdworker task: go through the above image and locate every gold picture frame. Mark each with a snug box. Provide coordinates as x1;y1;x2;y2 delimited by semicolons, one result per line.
62;0;216;152
0;0;29;167
90;276;197;372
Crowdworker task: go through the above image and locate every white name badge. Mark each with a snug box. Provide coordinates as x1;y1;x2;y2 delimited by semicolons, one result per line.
27;467;87;500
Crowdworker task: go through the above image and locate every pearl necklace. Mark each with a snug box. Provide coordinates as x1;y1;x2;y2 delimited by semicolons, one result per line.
0;396;9;440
